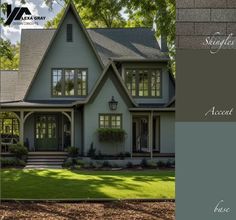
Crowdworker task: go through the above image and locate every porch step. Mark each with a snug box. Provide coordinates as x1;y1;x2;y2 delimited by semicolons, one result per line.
24;165;63;169
27;161;64;165
26;152;68;168
27;155;67;159
28;152;68;156
27;158;65;162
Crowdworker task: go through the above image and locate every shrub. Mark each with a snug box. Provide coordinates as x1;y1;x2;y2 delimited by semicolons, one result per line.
63;158;74;168
9;143;28;159
87;142;96;158
126;161;133;168
140;158;148;168
117;152;125;159
147;161;157;168
97;128;126;142
166;160;172;168
74;165;82;170
124;152;131;157
66;146;78;157
157;161;166;168
76;159;85;166
102;161;111;168
0;158;26;167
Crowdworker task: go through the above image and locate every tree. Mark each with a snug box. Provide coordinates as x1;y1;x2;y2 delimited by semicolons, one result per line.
0;38;19;70
45;0;127;28
125;0;176;73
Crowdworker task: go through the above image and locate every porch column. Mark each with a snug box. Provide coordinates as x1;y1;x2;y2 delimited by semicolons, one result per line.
20;110;24;144
71;109;75;146
130;113;133;158
149;111;153;159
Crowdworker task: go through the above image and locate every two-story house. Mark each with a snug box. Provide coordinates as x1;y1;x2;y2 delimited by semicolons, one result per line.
0;2;175;162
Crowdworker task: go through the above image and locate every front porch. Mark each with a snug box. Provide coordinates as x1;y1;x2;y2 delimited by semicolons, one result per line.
131;110;175;159
0;109;75;153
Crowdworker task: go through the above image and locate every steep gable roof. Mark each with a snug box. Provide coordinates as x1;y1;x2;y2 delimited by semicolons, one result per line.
87;28;169;65
15;2;103;101
73;61;137;107
0;70;18;102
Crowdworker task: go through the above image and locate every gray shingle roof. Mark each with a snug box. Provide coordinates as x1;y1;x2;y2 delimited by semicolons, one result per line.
87;28;168;65
14;29;55;101
2;27;167;102
0;70;18;102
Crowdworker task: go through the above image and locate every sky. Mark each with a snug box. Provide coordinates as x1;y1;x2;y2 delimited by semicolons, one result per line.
0;0;65;44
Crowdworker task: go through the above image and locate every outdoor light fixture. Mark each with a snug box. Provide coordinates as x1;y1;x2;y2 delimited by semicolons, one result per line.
108;96;118;110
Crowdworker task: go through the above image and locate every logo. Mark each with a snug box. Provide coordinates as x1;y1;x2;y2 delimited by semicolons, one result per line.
4;4;46;26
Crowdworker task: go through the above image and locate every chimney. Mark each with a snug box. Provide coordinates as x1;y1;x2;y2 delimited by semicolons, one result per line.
160;35;168;52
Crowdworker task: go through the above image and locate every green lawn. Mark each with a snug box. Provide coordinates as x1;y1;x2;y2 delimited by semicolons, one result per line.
1;169;175;199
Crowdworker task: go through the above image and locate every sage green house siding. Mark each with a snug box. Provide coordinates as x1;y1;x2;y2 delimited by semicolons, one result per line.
26;10;102;101
160;112;175;153
74;109;83;149
83;75;132;155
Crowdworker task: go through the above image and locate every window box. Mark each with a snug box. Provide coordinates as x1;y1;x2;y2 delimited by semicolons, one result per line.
97;128;126;142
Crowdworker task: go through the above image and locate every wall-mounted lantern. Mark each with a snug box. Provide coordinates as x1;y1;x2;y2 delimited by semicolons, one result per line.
108;96;118;111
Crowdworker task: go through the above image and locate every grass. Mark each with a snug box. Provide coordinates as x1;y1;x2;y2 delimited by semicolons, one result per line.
1;169;175;199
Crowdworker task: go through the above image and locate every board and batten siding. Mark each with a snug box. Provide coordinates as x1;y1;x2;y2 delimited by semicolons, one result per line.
26;10;102;100
160;112;175;153
83;77;132;155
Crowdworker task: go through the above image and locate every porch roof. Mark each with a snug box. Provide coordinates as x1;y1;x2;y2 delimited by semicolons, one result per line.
0;100;76;108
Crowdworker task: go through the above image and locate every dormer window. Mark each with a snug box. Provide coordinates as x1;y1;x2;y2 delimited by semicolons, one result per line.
66;24;73;42
125;68;161;97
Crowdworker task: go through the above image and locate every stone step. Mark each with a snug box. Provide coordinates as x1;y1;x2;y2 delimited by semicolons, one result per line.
27;161;64;165
24;165;62;169
28;152;68;155
27;155;67;159
27;158;65;162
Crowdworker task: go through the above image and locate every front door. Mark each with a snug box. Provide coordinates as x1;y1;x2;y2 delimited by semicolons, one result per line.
35;115;58;151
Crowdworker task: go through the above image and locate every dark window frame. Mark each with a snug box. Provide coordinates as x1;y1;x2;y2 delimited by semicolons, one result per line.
124;68;162;98
98;114;122;129
51;68;88;97
66;24;73;42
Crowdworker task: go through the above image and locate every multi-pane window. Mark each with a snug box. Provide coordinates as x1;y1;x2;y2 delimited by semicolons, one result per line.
52;69;88;96
99;114;122;129
65;69;75;96
139;70;149;96
52;69;62;96
125;68;161;97
125;69;136;96
77;69;87;96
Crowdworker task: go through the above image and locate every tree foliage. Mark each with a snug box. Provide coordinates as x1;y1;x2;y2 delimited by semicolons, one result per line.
45;0;127;28
126;0;175;56
0;38;20;70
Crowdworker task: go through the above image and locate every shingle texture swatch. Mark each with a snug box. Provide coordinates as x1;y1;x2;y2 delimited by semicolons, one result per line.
176;0;236;49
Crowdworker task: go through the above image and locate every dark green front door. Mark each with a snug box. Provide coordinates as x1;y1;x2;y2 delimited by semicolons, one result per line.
35;115;58;151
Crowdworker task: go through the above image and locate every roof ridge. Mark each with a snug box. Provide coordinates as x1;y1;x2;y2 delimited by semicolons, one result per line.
87;27;152;30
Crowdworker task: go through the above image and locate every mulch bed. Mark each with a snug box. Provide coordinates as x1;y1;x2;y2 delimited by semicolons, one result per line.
0;201;175;220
